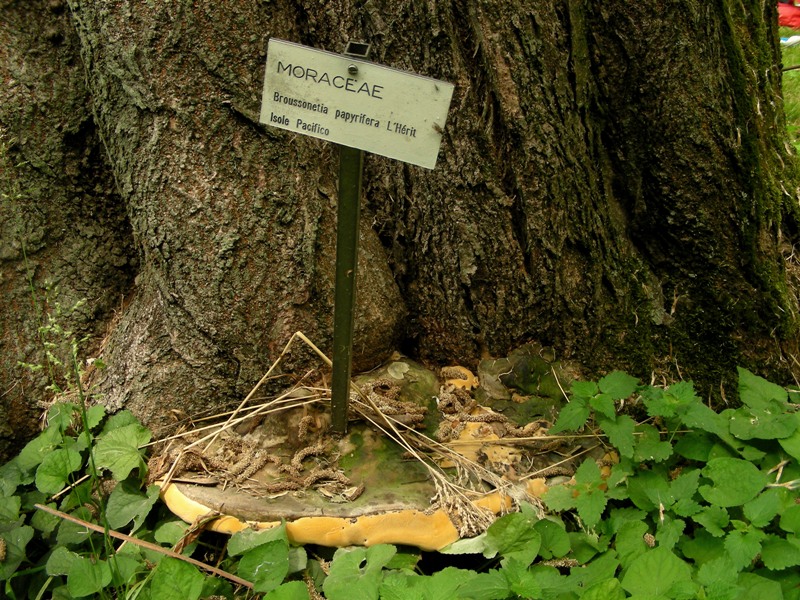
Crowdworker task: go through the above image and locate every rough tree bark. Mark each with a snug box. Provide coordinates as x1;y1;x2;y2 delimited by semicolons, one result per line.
2;0;799;460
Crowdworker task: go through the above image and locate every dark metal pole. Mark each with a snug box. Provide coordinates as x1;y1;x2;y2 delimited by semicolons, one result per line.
330;145;363;433
330;41;371;435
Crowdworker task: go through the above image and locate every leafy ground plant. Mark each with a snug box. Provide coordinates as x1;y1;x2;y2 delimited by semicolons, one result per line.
2;367;799;599
782;26;800;152
312;368;800;600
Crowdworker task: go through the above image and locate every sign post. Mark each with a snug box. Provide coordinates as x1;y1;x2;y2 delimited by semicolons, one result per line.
330;41;370;433
260;38;454;433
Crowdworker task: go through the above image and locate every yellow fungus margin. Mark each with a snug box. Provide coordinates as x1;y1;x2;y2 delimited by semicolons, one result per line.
159;481;513;552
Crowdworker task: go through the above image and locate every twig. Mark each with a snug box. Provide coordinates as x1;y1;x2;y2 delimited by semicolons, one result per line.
551;365;569;403
33;504;253;590
49;473;90;501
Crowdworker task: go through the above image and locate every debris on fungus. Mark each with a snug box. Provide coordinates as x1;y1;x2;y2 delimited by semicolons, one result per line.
154;338;594;551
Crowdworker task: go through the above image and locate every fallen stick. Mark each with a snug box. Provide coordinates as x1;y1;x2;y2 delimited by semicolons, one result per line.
33;504;253;589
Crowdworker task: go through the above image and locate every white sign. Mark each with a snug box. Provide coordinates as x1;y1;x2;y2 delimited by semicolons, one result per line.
260;39;454;169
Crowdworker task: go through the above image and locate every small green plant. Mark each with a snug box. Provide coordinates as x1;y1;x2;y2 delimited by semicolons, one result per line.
782;27;800;153
306;368;800;599
431;369;797;600
17;291;96;398
0;402;155;599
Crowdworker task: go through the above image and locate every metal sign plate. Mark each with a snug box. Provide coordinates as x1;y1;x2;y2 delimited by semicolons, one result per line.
260;38;455;169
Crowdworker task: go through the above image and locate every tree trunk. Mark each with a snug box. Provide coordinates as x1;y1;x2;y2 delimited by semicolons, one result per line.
2;0;799;459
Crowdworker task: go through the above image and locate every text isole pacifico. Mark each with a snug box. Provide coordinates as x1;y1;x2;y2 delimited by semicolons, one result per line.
269;61;417;138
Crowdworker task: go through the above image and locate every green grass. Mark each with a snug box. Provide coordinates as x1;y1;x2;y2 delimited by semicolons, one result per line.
781;27;800;151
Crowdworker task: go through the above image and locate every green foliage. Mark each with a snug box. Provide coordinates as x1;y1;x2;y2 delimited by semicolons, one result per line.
1;367;799;598
782;28;800;153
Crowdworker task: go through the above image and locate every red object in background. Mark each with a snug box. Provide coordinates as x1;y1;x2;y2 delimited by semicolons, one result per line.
780;2;800;29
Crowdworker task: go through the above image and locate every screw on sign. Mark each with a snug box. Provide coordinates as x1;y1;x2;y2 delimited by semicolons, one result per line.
260;38;454;432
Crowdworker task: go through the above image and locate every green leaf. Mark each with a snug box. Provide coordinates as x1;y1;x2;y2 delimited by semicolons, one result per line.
289;546;308;574
439;533;489;555
0;525;34;580
669;467;701;498
228;524;288;556
736;573;784;600
598;371;639;400
45;546;81;576
575;486;607;529
425;567;479;600
699;458;767;507
760;535;800;570
779;503;800;534
626;468;669;512
56;506;94;546
84;404;106;431
384;550;417;571
0;495;21;525
100;410;141;434
777;412;800;462
655;515;684;551
743;489;782;528
729;404;797;440
457;569;510;600
571;380;599;398
534;519;571;559
692;505;730;537
30;500;59;535
569;550;619;589
633;423;673;462
16;426;63;474
642;381;698;418
67;557;113;598
580;578;626;599
46;402;78;432
106;481;160;531
149;556;205;600
92;423;151;480
530;564;579;597
378;571;415;600
605;462;632;497
154;518;190;546
59;479;93;512
109;553;146;587
551;397;591;434
264;581;310;600
542;484;577;513
589;393;616;420
696;554;739;590
323;544;396;600
680;400;729;437
674;431;715;461
620;546;692;597
738;367;788;409
568;531;607;563
0;461;23;497
679;529;724;566
599;415;636;458
724;528;765;570
605;507;647;534
575;459;602;486
503;557;542;598
484;511;541;566
35;447;83;494
614;520;649;568
571;459;608;528
238;539;290;594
